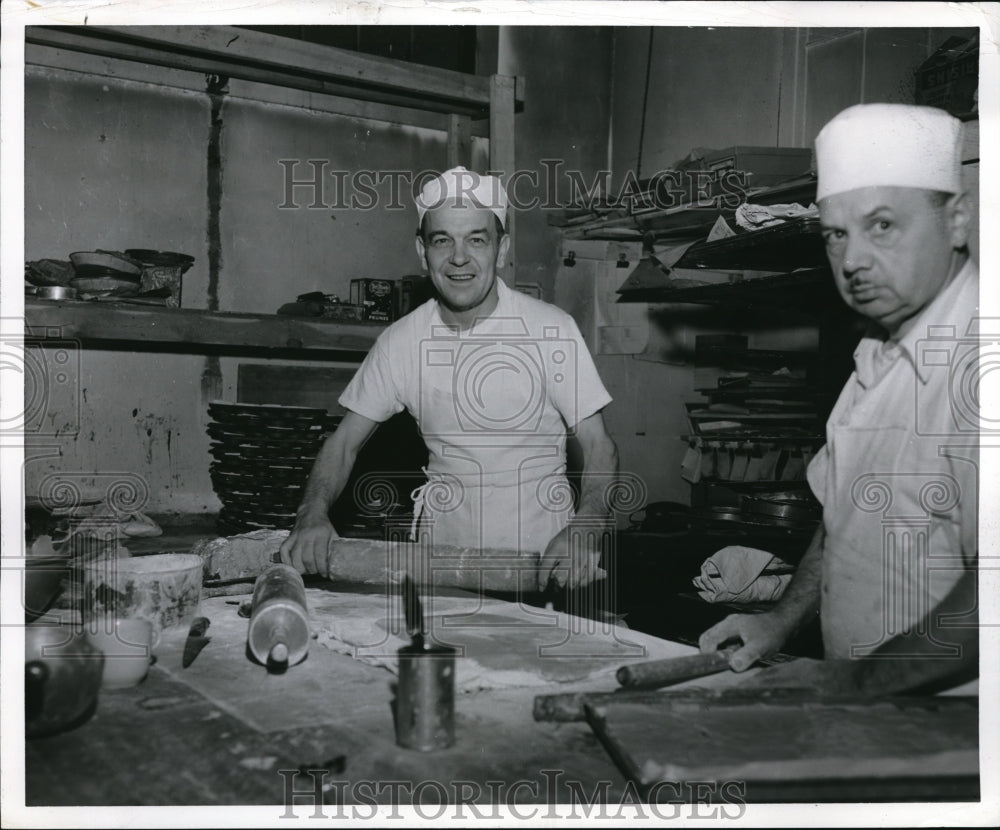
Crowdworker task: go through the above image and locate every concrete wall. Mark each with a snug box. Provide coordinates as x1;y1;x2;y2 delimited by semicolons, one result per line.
217;95;451;313
25;68;219;513
611;27;790;185
497;26;614;297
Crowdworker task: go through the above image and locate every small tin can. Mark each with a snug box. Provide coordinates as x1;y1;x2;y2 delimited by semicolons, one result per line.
395;644;456;751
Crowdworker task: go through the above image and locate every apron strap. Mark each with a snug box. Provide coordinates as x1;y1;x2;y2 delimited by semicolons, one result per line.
408;466;432;542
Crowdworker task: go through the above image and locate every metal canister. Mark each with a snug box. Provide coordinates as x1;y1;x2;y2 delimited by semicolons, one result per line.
395;644;456;751
247;563;310;669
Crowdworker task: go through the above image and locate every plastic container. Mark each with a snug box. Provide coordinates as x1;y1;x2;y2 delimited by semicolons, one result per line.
247;563;310;668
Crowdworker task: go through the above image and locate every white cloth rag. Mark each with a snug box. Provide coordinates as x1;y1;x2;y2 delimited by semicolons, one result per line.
693;545;792;603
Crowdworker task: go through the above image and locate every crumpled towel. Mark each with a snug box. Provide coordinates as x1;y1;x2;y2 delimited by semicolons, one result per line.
734;202;818;230
693;545;793;603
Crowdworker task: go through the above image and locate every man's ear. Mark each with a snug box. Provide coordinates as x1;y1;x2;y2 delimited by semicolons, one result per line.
946;191;973;250
495;233;511;270
415;235;428;270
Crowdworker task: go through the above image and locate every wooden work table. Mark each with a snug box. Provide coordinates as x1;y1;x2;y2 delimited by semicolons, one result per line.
24;582;981;810
25;587;709;809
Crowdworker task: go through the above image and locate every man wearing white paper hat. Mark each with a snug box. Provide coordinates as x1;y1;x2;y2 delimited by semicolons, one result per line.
282;167;619;593
701;104;980;694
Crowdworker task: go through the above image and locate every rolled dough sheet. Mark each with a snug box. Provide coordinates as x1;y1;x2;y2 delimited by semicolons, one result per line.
307;587;696;692
152;587;696;733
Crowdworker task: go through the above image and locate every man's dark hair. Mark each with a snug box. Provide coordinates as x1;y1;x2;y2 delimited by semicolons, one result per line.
417;213;505;242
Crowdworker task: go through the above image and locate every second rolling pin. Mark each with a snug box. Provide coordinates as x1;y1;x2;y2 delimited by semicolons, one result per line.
616;648;736;690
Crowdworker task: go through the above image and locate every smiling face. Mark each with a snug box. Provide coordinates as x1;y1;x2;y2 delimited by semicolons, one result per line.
819;186;970;337
416;203;509;328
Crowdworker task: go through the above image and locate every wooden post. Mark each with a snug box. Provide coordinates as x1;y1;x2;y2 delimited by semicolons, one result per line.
446;114;471;168
490;74;517;287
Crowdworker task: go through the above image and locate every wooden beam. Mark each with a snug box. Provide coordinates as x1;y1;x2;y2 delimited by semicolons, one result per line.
26;26;525;118
25;43;455;135
490;74;517;287
24;300;383;356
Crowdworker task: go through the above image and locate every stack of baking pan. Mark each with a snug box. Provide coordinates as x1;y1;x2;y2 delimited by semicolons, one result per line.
207;402;340;534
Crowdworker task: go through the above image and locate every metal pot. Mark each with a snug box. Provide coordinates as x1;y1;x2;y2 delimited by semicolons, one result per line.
25;624;104;737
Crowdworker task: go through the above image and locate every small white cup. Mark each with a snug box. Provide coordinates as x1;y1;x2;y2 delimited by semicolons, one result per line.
85;617;159;689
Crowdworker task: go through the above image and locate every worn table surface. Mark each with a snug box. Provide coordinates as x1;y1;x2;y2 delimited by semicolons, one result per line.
26;586;719;808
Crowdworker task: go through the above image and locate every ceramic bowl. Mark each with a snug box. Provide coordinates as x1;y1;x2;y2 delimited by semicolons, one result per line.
69;250;142;278
82;553;203;637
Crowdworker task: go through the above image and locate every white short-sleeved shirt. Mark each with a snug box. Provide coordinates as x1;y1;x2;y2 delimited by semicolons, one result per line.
806;261;980;659
340;279;613;550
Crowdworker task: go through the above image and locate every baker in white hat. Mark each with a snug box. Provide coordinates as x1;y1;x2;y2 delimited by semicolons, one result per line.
700;104;980;694
281;166;620;594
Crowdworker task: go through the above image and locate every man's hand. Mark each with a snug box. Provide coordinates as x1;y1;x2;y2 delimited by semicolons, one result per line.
538;411;618;592
698;610;798;672
538;519;609;591
279;514;341;575
278;411;378;575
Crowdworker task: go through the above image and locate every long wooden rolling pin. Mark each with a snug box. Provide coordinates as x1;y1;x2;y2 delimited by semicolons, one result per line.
197;531;541;593
533;651;736;722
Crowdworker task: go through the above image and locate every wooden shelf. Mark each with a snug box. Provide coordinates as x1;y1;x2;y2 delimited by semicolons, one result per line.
24;299;384;357
618;267;839;313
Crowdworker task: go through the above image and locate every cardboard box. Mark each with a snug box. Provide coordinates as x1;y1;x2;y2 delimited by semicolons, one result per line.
915;35;978;117
350;278;397;323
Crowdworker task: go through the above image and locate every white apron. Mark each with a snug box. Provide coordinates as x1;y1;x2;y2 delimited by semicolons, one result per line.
409;464;572;553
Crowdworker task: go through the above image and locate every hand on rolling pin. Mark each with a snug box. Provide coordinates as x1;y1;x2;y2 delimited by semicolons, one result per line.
698;610;796;672
537;519;609;591
280;411;378;575
279;512;340;575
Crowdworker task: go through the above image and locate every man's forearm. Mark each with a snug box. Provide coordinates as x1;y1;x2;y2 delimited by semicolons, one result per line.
296;433;358;522
770;524;825;630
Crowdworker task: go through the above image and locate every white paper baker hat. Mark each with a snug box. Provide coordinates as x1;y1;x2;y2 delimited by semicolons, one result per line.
815;104;963;201
415;166;508;228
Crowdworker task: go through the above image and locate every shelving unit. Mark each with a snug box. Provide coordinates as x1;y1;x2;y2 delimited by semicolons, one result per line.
617;267;839;313
557;176;819;243
25;26;524;158
586;203;856;539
